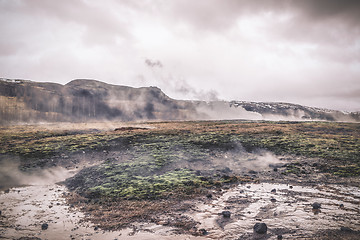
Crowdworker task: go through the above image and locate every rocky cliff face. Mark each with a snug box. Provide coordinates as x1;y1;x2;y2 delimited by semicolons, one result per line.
0;78;358;124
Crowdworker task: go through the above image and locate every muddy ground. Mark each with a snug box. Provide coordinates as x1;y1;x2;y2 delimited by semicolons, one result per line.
0;120;359;239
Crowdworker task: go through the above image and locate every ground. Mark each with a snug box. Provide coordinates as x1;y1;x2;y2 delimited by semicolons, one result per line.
0;120;359;239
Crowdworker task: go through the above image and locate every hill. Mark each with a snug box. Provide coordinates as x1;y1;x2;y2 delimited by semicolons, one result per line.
0;78;358;124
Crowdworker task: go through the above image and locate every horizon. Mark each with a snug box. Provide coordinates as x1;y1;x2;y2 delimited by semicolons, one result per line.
0;0;359;112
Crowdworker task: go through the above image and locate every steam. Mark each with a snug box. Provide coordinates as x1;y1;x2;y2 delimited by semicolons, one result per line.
144;58;220;102
0;158;72;190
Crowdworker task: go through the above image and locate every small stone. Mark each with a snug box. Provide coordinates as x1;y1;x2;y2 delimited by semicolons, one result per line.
206;193;213;199
41;223;48;230
0;210;2;215
271;189;276;193
253;222;267;234
270;198;277;203
312;163;318;167
94;226;99;231
198;228;207;235
339;204;344;209
273;168;278;172
289;186;293;189
222;211;231;218
277;235;283;239
312;202;321;209
340;226;352;232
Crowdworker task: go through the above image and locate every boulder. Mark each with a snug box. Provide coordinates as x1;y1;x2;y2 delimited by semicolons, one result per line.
222;211;231;218
312;202;321;209
253;222;267;234
41;223;48;230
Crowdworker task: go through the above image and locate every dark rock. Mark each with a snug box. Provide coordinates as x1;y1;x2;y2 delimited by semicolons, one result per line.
206;193;213;199
277;235;283;239
312;163;318;167
248;170;258;174
340;226;353;232
94;226;99;231
0;210;1;215
312;202;321;209
339;204;344;208
289;186;293;189
4;189;9;193
271;189;276;193
273;168;278;172
41;223;48;230
271;198;277;203
253;222;267;234
222;211;231;218
198;228;208;235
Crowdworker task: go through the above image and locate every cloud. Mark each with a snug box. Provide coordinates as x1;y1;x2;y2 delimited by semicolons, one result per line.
0;0;359;111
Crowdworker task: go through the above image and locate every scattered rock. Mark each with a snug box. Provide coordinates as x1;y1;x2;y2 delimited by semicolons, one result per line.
271;189;276;193
339;204;344;209
312;202;321;209
222;211;231;218
94;226;99;231
273;168;278;172
41;223;48;230
253;222;267;234
277;235;283;239
206;193;213;199
289;186;293;189
271;198;277;203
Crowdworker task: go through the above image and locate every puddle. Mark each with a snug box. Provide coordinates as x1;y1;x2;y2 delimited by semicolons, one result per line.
186;183;360;239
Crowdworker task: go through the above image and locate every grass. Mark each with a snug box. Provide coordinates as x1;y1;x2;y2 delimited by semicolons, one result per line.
1;120;359;200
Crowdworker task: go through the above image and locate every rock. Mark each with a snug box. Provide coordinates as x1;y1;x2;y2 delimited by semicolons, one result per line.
271;198;277;203
253;222;267;234
222;211;231;218
273;168;278;172
312;163;318;167
277;235;283;239
198;228;207;235
289;186;293;189
312;202;321;209
339;204;344;209
271;189;276;193
248;170;258;174
41;223;49;230
340;226;353;232
206;193;213;199
94;226;99;231
0;210;1;215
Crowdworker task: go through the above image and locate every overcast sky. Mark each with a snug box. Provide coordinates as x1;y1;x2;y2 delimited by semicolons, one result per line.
0;0;359;111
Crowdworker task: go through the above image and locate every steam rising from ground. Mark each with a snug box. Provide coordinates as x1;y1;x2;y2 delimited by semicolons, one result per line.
0;158;72;190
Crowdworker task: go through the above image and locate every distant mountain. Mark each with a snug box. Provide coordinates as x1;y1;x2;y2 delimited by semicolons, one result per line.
0;78;359;124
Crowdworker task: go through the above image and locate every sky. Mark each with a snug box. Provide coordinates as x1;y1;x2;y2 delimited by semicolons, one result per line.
0;0;359;111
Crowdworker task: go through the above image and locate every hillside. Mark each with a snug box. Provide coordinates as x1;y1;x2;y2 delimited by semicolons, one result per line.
0;78;359;124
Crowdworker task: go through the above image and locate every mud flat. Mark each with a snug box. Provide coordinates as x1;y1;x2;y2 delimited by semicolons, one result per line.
186;182;360;239
0;182;205;240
